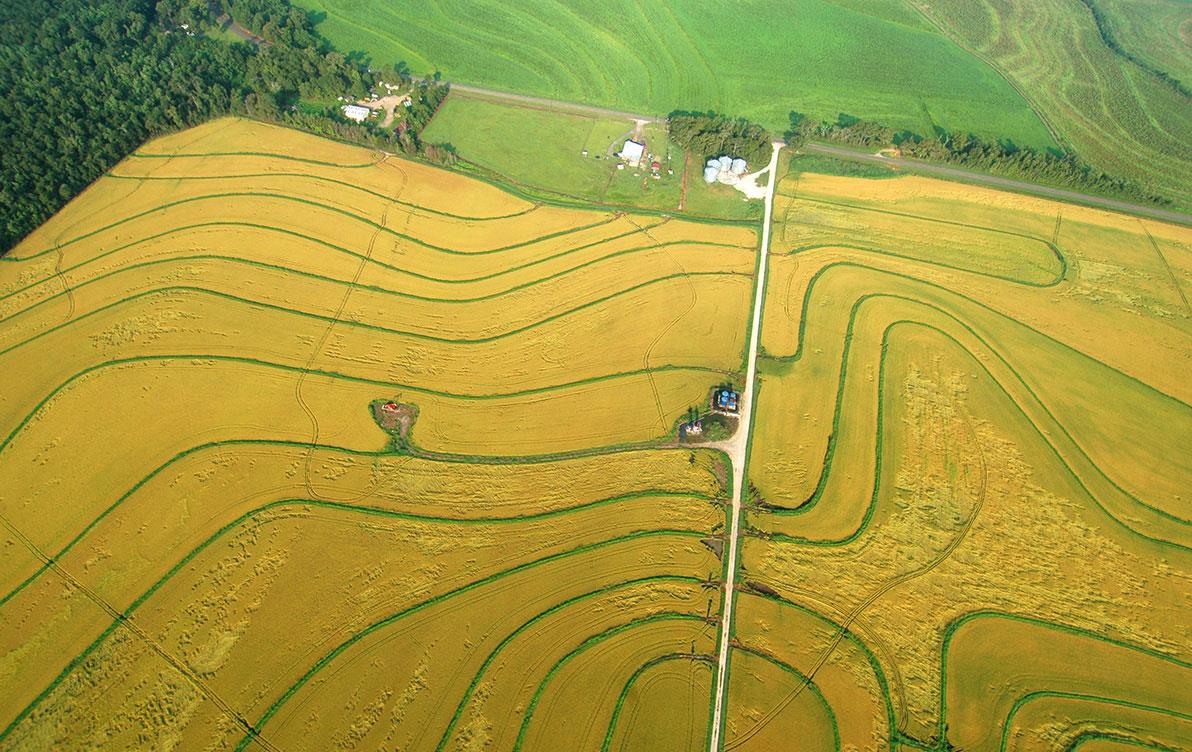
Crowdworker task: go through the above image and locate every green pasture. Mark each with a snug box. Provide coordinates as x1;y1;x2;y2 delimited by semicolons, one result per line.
422;94;761;220
293;0;1056;149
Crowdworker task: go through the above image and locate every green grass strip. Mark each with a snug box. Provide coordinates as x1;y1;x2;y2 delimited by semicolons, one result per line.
231;533;704;750
0;269;748;359
0;355;726;468
1068;731;1181;751
0;526;702;746
435;578;703;752
511;612;707;751
765;315;1189;550
0;436;712;608
757;264;1189;527
1000;691;1192;752
106;170;540;222
778;239;1063;288
600;653;713;752
728;644;841;752
126;149;382;168
936;610;1192;747
5;191;622;262
0;216;746;304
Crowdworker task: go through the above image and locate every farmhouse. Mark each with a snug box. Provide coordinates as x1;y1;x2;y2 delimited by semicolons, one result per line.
341;104;370;123
619;139;646;166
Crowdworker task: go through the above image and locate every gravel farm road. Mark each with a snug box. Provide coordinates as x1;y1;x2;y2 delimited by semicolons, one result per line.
434;80;1192;227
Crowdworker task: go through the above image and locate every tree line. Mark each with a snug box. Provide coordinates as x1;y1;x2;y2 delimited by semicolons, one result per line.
0;0;451;253
786;112;1170;206
667;113;771;167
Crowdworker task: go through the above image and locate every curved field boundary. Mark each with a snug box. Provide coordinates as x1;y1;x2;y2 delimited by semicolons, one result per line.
233;539;708;751
936;611;1192;747
0;523;705;746
0;218;735;304
510;613;709;752
435;579;707;752
5;191;624;262
760;297;1189;545
106;170;542;222
731;591;897;748
0;434;713;608
0;355;729;472
599;653;714;752
778;237;1065;288
759;263;1190;525
1000;691;1192;751
0;246;746;332
722;644;841;752
1069;732;1182;751
0;272;749;359
2;271;743;367
769;260;1187;415
126;150;385;169
778;192;1068;278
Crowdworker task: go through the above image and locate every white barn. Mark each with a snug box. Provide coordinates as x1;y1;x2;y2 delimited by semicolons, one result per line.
619;139;646;166
342;104;370;123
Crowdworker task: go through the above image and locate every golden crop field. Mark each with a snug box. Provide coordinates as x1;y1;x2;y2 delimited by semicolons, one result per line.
736;167;1192;748
0;117;757;750
3;115;1190;751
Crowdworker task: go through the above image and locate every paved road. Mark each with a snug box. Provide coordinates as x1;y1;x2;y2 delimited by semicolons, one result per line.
804;143;1192;227
706;142;783;752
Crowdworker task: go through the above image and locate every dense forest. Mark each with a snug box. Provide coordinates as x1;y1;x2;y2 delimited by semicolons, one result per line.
786;113;1170;206
0;0;448;253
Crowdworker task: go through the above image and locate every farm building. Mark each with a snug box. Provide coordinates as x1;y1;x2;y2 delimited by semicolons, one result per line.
619;139;646;166
704;156;748;183
713;388;740;413
341;104;370;122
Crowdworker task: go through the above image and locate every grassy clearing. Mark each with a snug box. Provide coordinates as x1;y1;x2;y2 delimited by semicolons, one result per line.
422;93;761;220
737;168;1192;745
292;0;1054;148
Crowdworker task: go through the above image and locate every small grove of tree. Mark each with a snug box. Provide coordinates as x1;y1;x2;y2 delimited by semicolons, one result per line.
785;112;1169;206
667;112;770;166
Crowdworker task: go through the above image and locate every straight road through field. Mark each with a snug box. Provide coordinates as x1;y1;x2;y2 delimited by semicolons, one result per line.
707;141;782;751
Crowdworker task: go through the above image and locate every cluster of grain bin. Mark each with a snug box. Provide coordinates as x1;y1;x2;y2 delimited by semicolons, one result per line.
703;156;749;183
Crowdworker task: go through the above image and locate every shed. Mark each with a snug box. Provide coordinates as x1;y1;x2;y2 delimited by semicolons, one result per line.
342;104;370;123
619;140;646;164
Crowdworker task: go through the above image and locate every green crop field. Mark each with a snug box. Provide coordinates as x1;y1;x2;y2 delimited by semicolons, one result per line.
292;0;1057;149
917;0;1192;210
1096;0;1192;88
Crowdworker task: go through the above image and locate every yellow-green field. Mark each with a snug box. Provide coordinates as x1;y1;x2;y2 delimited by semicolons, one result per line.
737;170;1192;748
0;117;751;750
1;117;1190;751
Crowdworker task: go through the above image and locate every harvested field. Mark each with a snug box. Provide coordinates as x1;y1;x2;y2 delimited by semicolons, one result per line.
736;169;1192;748
0;118;750;749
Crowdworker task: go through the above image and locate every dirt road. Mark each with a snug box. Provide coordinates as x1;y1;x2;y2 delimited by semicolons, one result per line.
431;80;1191;227
706;141;783;752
